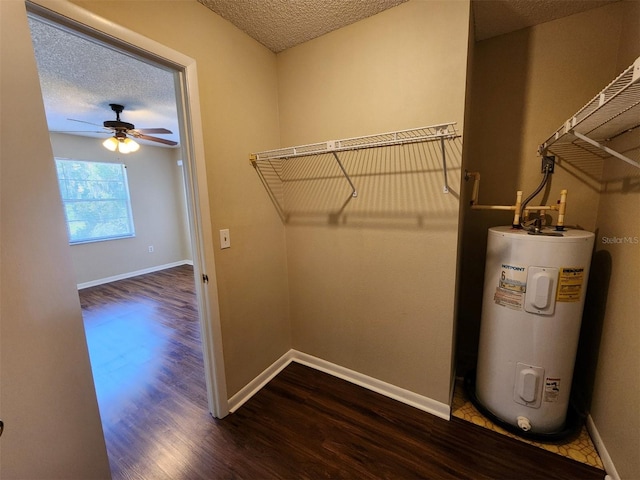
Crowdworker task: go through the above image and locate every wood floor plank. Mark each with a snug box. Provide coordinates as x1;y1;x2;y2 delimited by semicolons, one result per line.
80;265;605;479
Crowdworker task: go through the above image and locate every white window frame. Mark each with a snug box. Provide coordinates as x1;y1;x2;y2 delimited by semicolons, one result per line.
55;158;135;244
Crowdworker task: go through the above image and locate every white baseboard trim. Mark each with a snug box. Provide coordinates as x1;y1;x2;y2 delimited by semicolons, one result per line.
228;350;295;413
228;349;450;421
77;260;193;289
292;351;450;420
586;414;619;480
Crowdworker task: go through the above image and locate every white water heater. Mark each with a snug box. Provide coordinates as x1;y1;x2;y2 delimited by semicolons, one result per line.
476;226;594;434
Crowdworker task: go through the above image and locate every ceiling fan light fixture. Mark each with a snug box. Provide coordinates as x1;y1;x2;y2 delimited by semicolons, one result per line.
102;136;119;151
103;135;140;154
120;137;140;153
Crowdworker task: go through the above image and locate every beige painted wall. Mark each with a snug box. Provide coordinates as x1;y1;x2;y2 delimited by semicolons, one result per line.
50;133;191;285
277;0;471;403
589;3;639;478
0;1;111;477
591;159;639;479
460;2;639;477
171;147;193;264
72;0;291;397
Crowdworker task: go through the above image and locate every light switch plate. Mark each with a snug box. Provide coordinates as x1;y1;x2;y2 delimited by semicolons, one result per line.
220;229;230;249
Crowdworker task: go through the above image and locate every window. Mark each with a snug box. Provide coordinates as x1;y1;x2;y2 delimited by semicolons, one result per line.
55;159;135;244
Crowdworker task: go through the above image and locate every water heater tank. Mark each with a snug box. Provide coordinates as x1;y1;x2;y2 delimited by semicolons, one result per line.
475;226;594;434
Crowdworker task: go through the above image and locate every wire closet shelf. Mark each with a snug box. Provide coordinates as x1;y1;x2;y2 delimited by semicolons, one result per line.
250;122;459;199
538;56;640;169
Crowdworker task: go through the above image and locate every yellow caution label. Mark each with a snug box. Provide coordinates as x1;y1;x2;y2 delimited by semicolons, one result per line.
556;267;585;302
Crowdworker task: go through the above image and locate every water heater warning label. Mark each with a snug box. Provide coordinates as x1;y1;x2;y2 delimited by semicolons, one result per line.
494;288;523;310
557;267;585;302
544;377;561;402
494;264;527;310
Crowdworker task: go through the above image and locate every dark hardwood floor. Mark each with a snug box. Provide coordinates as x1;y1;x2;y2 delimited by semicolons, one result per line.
80;265;604;479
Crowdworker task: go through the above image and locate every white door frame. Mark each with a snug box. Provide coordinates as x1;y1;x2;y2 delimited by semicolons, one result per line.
26;0;229;418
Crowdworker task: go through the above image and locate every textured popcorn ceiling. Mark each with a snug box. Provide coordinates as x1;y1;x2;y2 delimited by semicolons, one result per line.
28;16;180;146
29;0;619;147
472;0;619;41
199;0;619;50
198;0;408;53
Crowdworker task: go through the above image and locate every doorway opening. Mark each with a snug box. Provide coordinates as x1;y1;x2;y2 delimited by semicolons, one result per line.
26;1;227;423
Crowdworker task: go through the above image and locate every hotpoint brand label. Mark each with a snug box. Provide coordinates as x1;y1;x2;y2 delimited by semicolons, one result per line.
499;264;527;293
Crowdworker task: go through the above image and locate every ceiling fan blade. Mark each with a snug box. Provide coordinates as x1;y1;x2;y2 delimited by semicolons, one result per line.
131;128;173;135
68;118;107;129
135;133;178;146
51;130;107;134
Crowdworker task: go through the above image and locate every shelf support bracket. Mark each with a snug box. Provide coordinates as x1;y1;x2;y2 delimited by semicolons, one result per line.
571;130;640;169
332;152;358;198
441;137;449;194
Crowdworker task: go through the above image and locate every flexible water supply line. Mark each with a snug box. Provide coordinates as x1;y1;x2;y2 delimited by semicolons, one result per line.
518;166;551;229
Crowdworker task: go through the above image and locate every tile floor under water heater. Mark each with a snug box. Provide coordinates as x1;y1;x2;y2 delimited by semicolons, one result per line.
452;379;604;470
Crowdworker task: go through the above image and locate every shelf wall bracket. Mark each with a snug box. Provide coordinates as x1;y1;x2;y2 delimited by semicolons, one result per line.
441;137;449;194
332;152;358;198
570;130;640;169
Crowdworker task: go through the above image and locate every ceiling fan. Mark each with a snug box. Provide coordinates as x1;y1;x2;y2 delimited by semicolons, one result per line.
66;103;178;153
